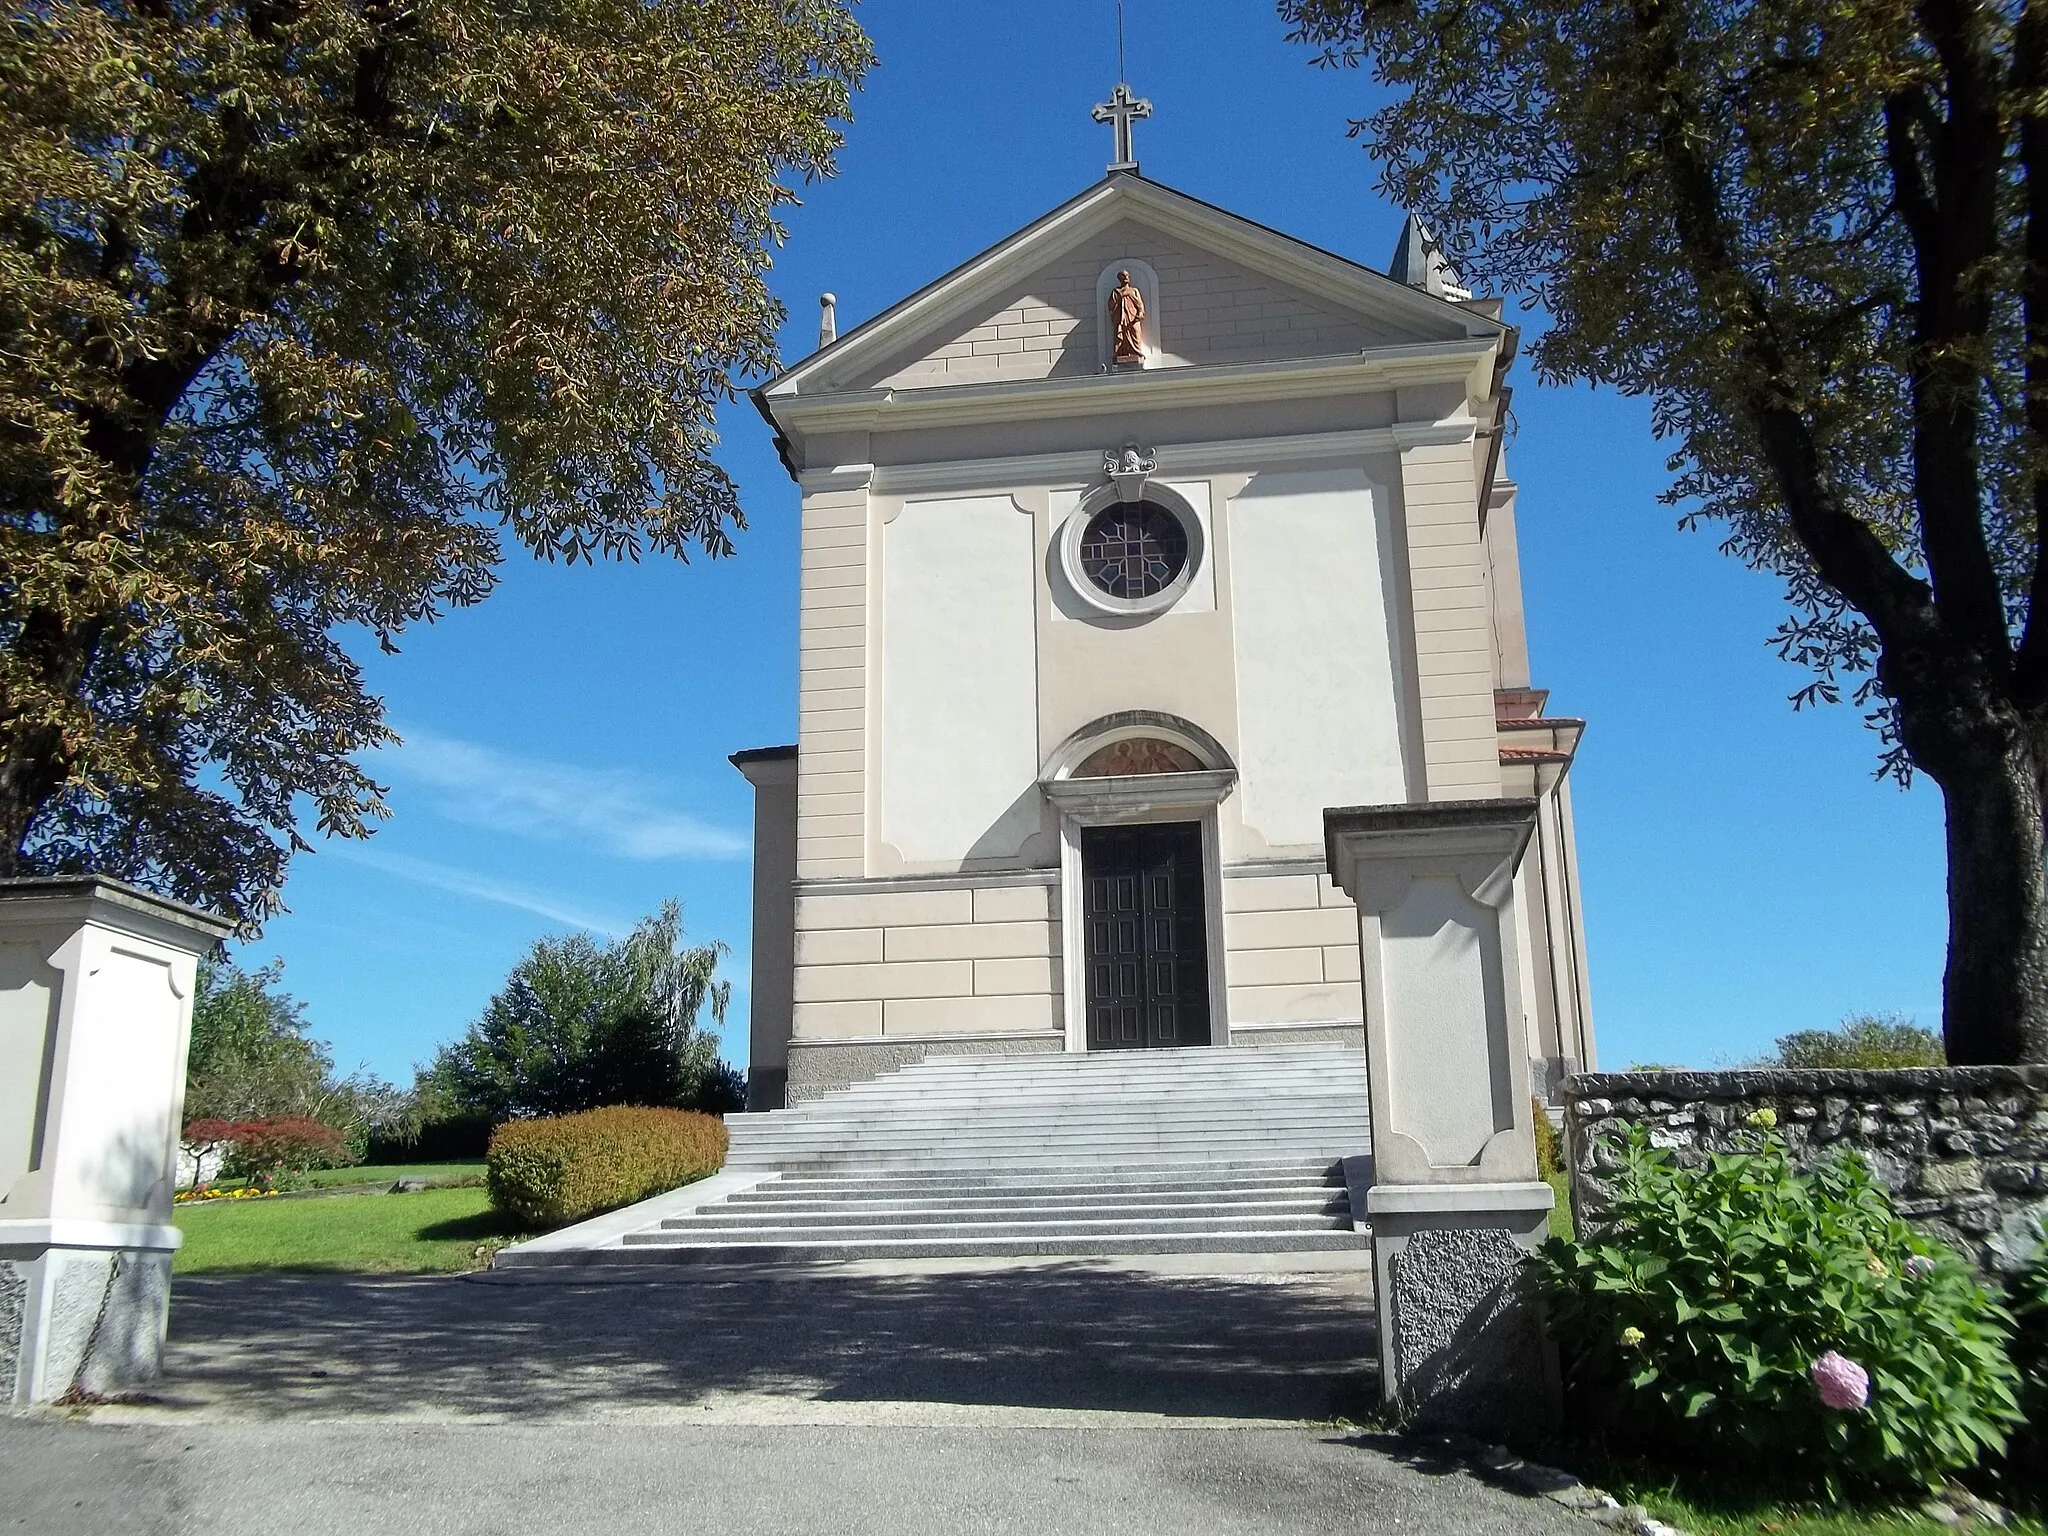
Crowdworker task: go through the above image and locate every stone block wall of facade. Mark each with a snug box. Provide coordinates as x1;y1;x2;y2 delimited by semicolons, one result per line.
791;876;1063;1045
1560;1067;2048;1272
1220;865;1364;1034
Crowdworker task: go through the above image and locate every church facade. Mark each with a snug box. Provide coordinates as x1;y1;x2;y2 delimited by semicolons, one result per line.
735;159;1596;1111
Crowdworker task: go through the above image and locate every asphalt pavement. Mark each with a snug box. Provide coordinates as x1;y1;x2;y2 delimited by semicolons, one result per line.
0;1257;1588;1535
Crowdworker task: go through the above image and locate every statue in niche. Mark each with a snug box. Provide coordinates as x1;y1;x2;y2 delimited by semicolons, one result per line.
1107;270;1147;365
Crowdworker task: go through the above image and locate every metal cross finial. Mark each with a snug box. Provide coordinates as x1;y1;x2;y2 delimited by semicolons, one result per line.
1092;83;1153;175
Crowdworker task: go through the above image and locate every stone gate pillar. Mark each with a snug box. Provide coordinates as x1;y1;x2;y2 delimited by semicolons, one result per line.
1324;800;1558;1436
0;877;233;1405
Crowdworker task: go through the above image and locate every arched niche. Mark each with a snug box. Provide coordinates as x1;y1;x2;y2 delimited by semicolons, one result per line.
1039;710;1233;783
1095;259;1161;370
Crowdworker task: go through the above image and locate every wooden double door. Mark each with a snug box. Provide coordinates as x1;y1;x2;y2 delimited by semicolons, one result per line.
1081;821;1211;1050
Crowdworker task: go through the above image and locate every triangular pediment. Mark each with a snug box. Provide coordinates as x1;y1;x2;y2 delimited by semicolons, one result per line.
766;176;1500;399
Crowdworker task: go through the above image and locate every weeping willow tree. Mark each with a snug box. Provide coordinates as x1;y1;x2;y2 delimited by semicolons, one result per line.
1;0;871;925
1285;0;2048;1062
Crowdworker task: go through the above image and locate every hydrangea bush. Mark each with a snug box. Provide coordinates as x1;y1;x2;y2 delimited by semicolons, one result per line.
1538;1122;2022;1492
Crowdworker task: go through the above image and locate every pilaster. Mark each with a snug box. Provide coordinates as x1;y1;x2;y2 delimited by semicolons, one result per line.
0;877;232;1405
1399;443;1503;800
1324;802;1557;1436
796;472;872;879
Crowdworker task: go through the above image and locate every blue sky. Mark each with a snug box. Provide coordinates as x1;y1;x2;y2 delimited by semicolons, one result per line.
234;0;1946;1083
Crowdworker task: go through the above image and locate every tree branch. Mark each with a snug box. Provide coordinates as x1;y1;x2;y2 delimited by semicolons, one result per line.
2012;0;2048;698
1627;0;1942;657
1890;0;2013;662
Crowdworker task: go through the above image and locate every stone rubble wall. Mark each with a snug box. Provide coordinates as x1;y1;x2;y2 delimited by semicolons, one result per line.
1559;1066;2048;1273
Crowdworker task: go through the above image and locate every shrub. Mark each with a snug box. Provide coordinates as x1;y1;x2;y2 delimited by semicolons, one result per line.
1769;1012;1945;1069
2001;1250;2048;1489
1538;1122;2022;1494
1532;1097;1563;1179
205;1115;352;1188
486;1105;727;1227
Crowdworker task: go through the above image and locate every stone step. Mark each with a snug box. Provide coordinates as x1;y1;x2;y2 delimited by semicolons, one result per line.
499;1229;1372;1266
742;1100;1359;1124
742;1090;1366;1122
630;1212;1356;1244
497;1044;1372;1266
668;1197;1348;1228
872;1050;1358;1077
727;1151;1359;1171
754;1067;1366;1097
749;1179;1343;1204
727;1120;1365;1146
721;1187;1343;1214
729;1133;1364;1154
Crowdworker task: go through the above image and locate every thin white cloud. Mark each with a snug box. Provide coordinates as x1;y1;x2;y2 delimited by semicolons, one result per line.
329;845;630;936
376;725;749;861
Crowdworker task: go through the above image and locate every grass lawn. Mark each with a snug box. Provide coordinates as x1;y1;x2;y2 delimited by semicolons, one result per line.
1543;1169;1573;1241
1541;1449;2047;1536
295;1161;487;1190
1619;1486;2046;1536
174;1186;531;1275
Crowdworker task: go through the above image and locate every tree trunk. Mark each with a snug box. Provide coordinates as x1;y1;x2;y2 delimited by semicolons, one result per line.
1929;730;2048;1063
0;609;102;877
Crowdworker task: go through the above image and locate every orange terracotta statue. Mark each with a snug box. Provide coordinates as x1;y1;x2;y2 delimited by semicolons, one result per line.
1108;270;1146;364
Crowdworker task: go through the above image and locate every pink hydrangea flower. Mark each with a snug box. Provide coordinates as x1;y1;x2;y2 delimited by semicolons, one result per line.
1811;1351;1870;1411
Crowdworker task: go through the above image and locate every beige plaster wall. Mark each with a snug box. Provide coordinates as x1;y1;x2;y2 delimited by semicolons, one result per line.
1227;468;1413;848
877;495;1039;868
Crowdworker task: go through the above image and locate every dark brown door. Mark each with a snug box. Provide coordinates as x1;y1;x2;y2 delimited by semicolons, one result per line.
1081;821;1210;1050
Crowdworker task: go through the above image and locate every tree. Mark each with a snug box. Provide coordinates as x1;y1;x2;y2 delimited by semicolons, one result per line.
184;958;328;1121
1770;1011;1948;1068
0;0;871;926
1282;0;2048;1063
423;901;741;1121
184;956;419;1153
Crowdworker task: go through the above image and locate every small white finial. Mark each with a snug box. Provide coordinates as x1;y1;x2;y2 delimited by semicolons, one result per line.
818;292;838;349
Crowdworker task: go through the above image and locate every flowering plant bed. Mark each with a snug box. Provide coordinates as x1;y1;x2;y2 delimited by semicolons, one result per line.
174;1185;280;1204
1538;1118;2022;1494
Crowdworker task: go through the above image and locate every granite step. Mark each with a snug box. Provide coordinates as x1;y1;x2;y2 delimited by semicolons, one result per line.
498;1045;1372;1264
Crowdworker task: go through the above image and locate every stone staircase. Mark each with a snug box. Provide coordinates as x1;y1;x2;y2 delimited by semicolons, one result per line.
500;1044;1373;1265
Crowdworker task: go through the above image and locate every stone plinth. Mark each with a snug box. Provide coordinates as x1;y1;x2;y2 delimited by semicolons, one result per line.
0;877;233;1404
1326;799;1556;1436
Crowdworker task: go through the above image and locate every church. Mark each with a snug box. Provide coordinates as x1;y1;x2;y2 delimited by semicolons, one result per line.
732;90;1597;1116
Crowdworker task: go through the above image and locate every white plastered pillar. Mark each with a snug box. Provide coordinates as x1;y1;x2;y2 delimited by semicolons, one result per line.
0;877;232;1405
1323;799;1558;1435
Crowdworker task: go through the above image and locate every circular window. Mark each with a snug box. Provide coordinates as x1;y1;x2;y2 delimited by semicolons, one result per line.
1078;501;1188;600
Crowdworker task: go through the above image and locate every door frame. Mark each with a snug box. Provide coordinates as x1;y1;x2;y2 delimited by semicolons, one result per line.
1043;769;1235;1054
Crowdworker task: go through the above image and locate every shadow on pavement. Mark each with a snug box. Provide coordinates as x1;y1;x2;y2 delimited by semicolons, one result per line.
160;1264;1377;1422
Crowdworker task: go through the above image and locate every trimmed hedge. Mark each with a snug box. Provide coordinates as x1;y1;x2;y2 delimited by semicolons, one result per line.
486;1105;727;1227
